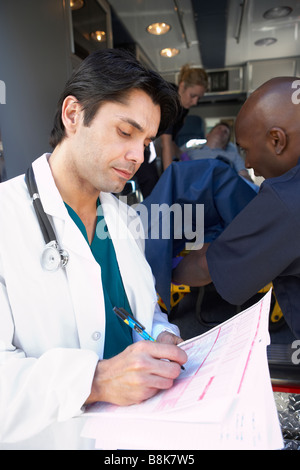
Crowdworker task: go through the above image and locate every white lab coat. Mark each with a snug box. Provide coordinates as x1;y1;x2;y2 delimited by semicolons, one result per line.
0;154;179;449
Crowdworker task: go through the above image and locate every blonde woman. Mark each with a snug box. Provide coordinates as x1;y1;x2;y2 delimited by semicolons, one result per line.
160;64;208;170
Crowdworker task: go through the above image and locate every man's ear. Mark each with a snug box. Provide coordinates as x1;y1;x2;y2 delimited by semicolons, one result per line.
61;96;82;135
268;127;287;155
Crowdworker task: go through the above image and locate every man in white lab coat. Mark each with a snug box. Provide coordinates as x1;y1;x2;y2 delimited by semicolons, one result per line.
0;49;186;449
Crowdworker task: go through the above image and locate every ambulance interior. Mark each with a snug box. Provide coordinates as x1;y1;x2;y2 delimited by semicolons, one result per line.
104;2;300;438
0;0;300;446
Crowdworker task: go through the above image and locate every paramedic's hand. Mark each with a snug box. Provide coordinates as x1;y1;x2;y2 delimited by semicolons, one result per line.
86;340;187;407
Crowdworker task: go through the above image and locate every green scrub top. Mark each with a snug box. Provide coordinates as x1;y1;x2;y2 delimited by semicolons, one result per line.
65;199;133;359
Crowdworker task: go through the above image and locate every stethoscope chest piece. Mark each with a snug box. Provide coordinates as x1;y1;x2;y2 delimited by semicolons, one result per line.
41;241;69;272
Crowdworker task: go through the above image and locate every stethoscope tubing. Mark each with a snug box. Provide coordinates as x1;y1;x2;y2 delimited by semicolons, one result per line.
25;166;57;245
25;165;69;270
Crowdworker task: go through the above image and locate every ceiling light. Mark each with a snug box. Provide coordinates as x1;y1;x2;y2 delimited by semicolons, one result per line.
90;31;106;42
147;22;171;35
263;6;292;19
254;37;277;46
160;48;179;58
70;0;84;10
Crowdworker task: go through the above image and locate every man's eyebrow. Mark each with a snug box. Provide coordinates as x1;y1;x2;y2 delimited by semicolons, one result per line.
119;116;156;141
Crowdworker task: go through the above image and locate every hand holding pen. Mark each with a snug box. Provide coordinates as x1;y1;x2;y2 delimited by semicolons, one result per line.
86;311;187;406
86;332;188;407
113;306;186;370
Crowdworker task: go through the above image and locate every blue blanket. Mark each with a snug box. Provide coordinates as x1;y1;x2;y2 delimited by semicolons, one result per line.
137;159;258;311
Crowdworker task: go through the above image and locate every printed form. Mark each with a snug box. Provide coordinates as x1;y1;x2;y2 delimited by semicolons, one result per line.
82;289;284;450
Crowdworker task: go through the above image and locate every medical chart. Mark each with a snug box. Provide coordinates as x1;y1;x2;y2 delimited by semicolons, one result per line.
82;290;284;450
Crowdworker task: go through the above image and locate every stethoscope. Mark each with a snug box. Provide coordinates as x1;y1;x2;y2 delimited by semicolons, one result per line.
25;165;69;272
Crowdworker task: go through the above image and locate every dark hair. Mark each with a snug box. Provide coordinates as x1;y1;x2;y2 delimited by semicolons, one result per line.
50;48;180;148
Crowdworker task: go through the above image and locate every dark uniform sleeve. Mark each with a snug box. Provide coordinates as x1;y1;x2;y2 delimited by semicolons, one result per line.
206;182;298;305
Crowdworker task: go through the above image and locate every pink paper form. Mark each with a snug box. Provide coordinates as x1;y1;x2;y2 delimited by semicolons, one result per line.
85;289;272;424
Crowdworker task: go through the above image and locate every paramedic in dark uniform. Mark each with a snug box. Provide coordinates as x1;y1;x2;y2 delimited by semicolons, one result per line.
135;65;208;197
160;65;208;171
172;76;300;339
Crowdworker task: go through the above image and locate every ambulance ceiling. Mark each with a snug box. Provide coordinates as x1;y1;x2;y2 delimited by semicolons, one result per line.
107;0;300;76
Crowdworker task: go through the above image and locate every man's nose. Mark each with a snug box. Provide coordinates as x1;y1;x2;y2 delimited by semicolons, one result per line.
125;143;145;165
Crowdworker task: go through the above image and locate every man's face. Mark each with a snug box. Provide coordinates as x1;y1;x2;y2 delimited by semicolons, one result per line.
235;113;278;179
235;78;300;180
207;124;230;149
70;89;161;195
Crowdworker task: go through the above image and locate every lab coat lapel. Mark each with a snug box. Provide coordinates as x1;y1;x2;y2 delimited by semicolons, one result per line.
100;192;156;337
32;155;106;356
32;154;66;220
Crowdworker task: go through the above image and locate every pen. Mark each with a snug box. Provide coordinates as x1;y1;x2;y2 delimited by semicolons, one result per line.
113;306;156;341
113;306;185;370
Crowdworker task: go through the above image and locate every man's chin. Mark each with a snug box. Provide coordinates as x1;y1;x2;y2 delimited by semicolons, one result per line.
112;181;128;195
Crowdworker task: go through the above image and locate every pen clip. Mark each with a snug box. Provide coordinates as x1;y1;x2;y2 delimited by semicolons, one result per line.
113;306;146;331
113;306;127;321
